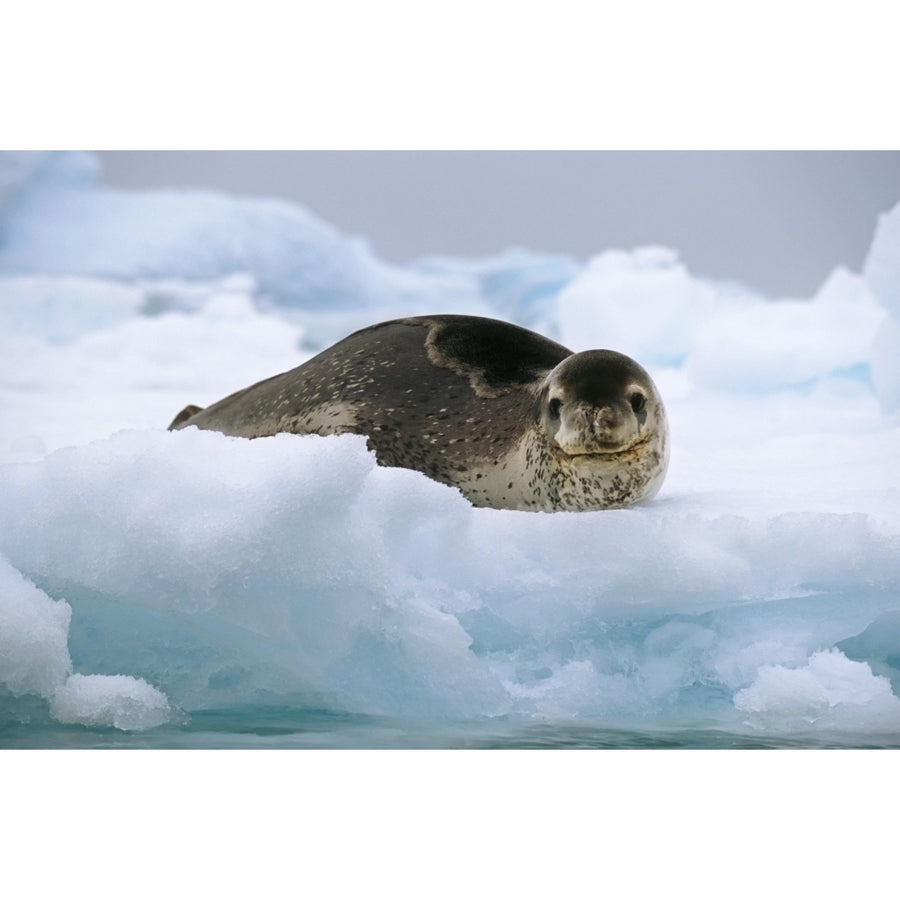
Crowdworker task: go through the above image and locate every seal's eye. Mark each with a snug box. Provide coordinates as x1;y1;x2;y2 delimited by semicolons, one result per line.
630;392;646;413
548;397;562;418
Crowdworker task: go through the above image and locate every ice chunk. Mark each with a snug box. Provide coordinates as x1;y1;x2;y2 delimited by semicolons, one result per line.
837;611;900;693
0;557;72;698
0;151;98;216
687;267;884;391
412;247;578;336
863;201;900;412
1;427;899;726
864;200;900;317
0;152;470;315
0;554;171;732
557;246;884;391
0;276;145;345
734;649;900;731
556;246;723;364
50;673;171;731
870;315;900;413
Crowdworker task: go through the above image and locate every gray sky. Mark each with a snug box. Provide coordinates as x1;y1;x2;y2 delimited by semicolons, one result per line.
96;151;900;298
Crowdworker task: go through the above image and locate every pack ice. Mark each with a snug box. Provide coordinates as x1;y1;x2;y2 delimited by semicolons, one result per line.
1;152;899;740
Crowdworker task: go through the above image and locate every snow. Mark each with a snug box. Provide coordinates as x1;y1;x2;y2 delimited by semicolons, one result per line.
1;151;899;742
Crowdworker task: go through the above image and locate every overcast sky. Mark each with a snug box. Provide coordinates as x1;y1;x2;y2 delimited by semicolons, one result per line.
96;151;900;298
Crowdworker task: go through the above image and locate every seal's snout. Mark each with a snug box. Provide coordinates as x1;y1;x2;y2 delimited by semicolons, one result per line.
554;400;632;454
576;402;625;442
572;402;620;428
593;405;622;433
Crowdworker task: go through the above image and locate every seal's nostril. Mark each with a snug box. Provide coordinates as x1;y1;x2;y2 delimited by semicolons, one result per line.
595;407;618;429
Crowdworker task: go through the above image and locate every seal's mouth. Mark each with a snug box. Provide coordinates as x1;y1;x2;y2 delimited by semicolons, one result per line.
554;434;649;459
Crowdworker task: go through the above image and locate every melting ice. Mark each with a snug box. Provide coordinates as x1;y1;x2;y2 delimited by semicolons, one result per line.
1;151;899;746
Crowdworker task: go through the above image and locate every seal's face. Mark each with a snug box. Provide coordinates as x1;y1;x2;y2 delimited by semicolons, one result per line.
540;350;665;457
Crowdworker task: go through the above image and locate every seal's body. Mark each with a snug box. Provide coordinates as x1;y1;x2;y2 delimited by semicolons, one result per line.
169;315;668;511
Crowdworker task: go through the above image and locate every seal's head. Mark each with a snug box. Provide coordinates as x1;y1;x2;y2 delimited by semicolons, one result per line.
539;349;668;460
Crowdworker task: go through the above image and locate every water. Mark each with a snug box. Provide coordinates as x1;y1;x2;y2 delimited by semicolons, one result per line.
7;704;900;749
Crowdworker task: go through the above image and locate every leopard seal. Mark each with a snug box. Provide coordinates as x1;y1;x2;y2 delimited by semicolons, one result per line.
168;315;669;511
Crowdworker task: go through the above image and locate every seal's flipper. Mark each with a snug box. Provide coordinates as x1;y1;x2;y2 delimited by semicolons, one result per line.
168;404;205;430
